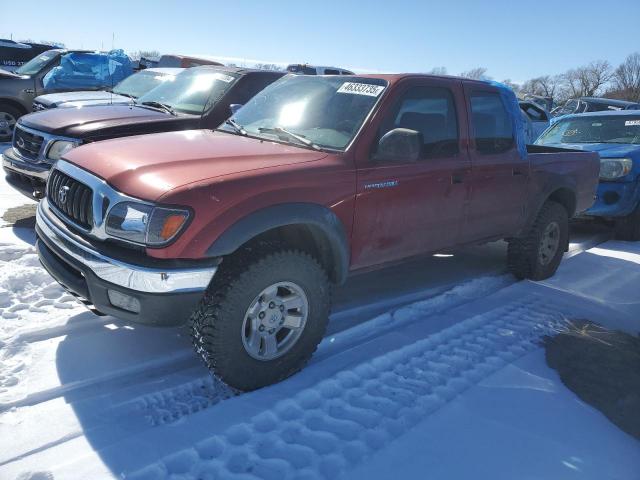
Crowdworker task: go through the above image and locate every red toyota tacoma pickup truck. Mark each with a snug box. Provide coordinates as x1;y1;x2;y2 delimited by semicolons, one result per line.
35;74;599;390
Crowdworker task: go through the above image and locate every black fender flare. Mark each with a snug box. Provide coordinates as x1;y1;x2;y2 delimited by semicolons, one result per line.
206;203;350;284
519;179;577;238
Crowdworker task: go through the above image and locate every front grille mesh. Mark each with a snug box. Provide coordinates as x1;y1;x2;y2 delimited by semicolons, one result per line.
13;126;44;160
47;169;93;229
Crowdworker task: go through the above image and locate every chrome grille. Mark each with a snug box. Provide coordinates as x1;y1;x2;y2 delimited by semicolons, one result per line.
13;126;44;160
47;169;93;229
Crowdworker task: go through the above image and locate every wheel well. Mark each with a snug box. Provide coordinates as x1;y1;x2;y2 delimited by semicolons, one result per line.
548;188;576;217
0;98;28;116
233;224;342;284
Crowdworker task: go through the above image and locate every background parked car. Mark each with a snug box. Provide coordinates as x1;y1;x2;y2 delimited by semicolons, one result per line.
0;49;133;141
32;67;183;111
156;54;224;68
536;110;640;239
521;93;554;112
519;100;551;143
2;66;284;195
0;39;55;72
286;63;354;75
552;97;640;117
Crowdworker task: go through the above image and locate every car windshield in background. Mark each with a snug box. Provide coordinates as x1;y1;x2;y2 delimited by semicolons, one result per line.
112;71;173;99
14;50;58;75
136;68;238;114
221;75;388;150
536;116;640;145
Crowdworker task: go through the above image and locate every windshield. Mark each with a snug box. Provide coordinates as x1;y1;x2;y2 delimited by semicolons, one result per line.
536;115;640;145
15;50;59;75
112;70;174;99
136;68;238;114
220;75;388;150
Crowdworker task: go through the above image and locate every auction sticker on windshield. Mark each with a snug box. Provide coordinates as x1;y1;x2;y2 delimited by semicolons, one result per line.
337;82;385;97
625;120;640;126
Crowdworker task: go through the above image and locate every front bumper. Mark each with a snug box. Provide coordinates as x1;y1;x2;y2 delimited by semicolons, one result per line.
35;201;218;325
2;146;50;181
584;180;640;219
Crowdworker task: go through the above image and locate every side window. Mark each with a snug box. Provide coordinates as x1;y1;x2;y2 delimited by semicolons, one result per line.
324;69;340;75
377;86;459;160
470;92;514;154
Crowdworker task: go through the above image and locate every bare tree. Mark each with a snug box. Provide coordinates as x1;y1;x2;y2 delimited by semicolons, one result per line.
427;66;447;76
500;79;520;93
562;60;613;98
520;75;562;98
460;67;489;80
612;52;640;101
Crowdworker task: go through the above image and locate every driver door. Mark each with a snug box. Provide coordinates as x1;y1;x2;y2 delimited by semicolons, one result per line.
350;79;471;269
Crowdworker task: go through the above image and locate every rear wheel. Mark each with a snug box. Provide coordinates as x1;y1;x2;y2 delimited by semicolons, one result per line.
190;249;331;391
615;204;640;241
508;201;568;280
0;104;20;142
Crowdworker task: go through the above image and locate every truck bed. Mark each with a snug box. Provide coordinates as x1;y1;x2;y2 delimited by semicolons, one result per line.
527;145;600;218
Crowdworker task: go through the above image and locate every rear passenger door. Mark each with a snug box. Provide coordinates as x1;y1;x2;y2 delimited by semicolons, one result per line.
351;79;471;269
462;88;529;242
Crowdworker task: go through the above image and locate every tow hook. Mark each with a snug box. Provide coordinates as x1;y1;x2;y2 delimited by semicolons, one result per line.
32;188;45;200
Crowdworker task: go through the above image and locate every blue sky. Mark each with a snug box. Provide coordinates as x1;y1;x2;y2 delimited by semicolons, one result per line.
2;0;638;83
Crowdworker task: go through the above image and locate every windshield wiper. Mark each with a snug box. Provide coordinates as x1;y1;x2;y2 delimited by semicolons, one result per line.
139;101;177;116
258;126;321;151
225;119;247;136
116;92;136;99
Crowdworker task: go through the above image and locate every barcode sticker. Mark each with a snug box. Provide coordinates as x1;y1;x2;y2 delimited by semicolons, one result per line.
337;82;385;97
625;120;640;126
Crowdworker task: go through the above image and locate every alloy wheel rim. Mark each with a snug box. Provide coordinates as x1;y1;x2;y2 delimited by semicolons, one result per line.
0;111;16;138
241;281;309;361
538;221;560;266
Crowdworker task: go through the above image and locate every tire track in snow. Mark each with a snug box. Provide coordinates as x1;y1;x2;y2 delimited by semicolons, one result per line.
114;275;514;429
126;295;568;480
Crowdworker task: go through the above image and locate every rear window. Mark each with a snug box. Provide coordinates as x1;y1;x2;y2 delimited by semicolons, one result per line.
470;92;514;154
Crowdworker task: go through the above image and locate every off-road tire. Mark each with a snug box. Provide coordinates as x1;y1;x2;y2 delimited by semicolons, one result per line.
190;249;331;391
507;200;568;281
0;103;21;142
614;204;640;241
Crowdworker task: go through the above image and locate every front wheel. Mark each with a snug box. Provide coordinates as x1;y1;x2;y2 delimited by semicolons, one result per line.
615;204;640;241
190;249;331;391
507;200;569;281
0;103;21;142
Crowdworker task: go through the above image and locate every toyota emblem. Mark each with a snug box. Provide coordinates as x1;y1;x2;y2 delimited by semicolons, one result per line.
58;185;70;204
16;137;25;148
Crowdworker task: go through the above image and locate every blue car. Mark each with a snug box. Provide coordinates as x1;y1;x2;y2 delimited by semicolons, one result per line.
536;110;640;240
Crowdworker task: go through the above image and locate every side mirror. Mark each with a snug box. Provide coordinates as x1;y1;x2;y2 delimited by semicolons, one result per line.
229;104;243;115
373;128;422;163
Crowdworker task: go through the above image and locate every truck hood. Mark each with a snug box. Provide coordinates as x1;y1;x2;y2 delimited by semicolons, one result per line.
558;143;640;158
35;91;131;108
62;130;328;201
19;104;195;138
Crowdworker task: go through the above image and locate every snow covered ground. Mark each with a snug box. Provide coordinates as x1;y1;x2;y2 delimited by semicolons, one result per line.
0;147;638;479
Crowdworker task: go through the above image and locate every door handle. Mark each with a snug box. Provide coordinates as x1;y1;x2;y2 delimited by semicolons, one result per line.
23;89;35;94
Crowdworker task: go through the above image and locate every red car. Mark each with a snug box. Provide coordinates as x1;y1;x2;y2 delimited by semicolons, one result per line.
35;73;599;390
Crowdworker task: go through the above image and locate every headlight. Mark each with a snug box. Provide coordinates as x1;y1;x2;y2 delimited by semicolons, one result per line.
47;140;78;160
599;158;633;181
106;202;190;246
